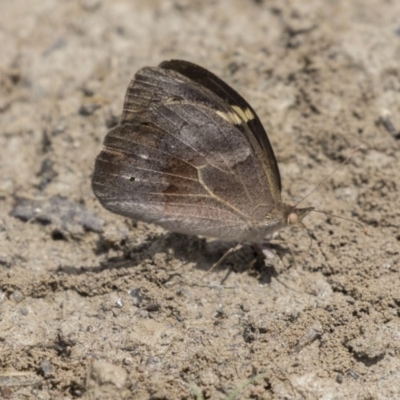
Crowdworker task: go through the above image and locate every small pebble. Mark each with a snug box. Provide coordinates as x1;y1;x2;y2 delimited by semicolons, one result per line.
11;290;24;303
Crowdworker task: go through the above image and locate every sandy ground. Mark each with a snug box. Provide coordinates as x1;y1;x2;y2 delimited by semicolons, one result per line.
1;0;400;399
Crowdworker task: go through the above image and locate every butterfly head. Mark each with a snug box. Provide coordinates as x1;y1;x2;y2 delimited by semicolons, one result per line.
259;203;314;240
285;205;314;226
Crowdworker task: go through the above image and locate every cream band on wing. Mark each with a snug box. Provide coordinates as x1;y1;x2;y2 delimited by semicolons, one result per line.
215;106;254;125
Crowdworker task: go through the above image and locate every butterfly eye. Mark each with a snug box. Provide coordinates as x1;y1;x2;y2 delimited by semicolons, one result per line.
287;212;299;225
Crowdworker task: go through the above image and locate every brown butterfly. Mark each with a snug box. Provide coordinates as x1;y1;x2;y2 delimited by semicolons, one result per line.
92;60;313;250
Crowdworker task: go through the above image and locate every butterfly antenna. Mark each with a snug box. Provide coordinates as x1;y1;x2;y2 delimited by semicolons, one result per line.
312;209;370;235
294;145;363;208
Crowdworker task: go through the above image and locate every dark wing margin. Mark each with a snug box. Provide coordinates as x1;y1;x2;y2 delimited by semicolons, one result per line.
159;59;282;192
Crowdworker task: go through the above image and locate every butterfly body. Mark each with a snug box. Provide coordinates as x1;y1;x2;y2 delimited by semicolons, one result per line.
92;60;313;243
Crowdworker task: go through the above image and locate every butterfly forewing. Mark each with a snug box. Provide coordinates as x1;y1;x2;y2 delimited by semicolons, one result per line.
159;60;282;193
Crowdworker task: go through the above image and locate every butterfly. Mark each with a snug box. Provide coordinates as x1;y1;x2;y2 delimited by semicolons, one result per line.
92;60;313;248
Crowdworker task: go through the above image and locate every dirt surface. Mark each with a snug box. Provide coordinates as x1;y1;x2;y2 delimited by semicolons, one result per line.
1;0;400;399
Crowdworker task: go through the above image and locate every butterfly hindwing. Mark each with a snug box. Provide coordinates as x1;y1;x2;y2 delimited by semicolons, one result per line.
93;123;256;240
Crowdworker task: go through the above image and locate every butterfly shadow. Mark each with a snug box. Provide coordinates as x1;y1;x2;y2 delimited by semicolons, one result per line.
154;233;292;286
71;231;291;287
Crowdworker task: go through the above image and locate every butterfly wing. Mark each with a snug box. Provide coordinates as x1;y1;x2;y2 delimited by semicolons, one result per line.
92;62;282;241
159;60;282;193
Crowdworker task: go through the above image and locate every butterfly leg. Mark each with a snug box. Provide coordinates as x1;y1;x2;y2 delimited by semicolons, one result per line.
202;243;243;279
